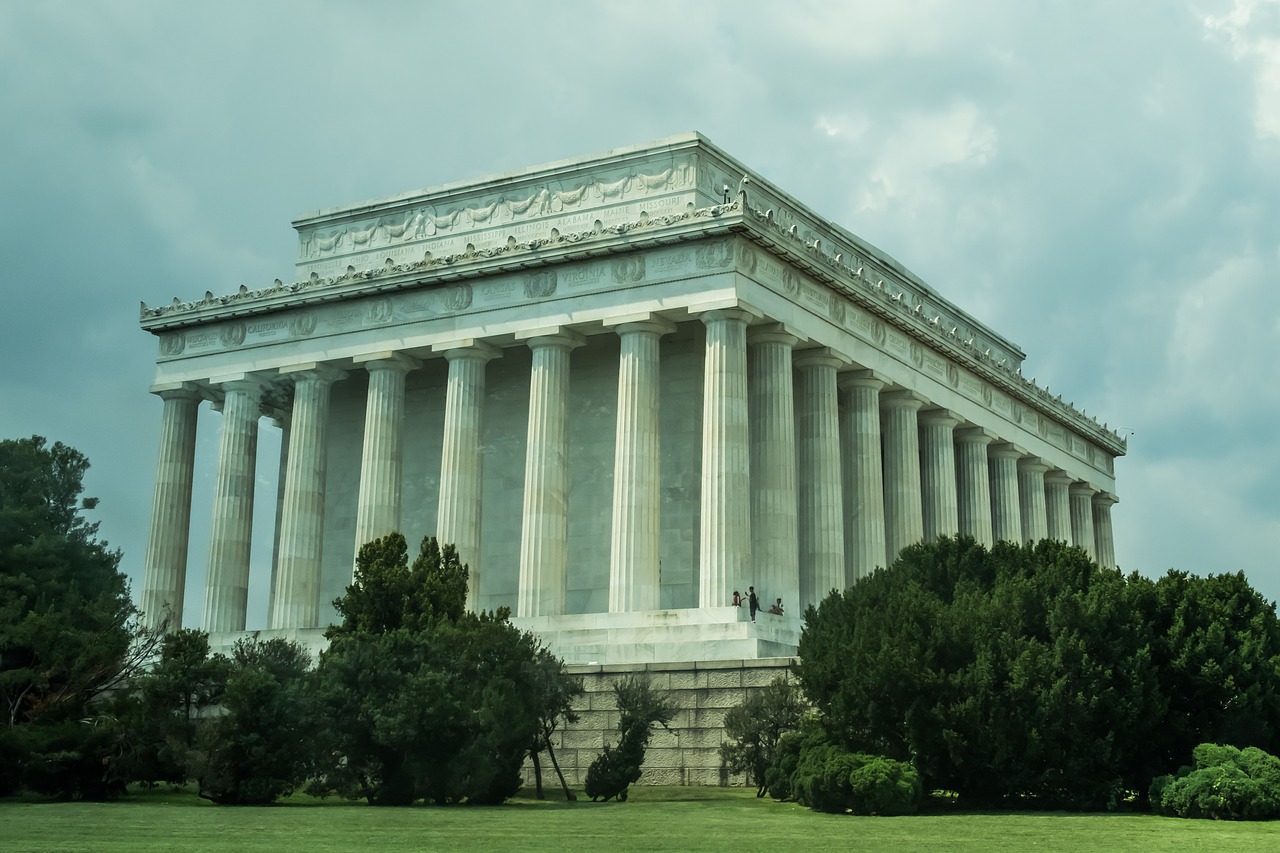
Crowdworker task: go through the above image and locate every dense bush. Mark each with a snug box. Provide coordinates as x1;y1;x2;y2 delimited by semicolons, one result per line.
790;742;920;815
797;536;1280;810
310;534;577;806
1152;744;1280;820
183;638;315;805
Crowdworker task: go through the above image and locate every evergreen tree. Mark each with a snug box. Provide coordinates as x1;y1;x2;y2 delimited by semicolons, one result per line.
720;676;807;796
584;675;676;802
312;533;577;805
0;436;156;799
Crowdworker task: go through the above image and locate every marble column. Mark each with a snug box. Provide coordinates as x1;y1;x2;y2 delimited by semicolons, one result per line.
954;427;994;547
795;349;846;610
609;320;673;613
266;415;290;622
881;390;925;564
435;342;500;612
1044;470;1074;543
518;332;583;617
1018;458;1050;544
918;409;960;542
1070;483;1099;561
353;354;418;563
839;371;887;582
270;366;344;630
203;377;265;633
988;443;1023;544
698;308;753;609
140;384;202;630
748;326;799;611
1093;493;1118;568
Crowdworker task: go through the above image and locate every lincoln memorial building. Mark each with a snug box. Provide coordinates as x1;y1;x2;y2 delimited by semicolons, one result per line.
139;133;1124;669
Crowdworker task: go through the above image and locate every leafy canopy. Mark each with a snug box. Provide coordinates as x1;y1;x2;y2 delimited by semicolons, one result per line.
312;533;577;806
0;436;153;799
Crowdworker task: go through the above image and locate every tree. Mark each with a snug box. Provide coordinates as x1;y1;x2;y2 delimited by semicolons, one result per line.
0;436;158;799
797;536;1166;808
720;676;807;796
311;533;578;806
183;638;315;804
527;649;584;801
1141;571;1280;778
115;629;230;787
584;675;676;802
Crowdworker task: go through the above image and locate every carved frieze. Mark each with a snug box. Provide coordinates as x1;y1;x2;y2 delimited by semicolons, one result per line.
219;323;246;348
695;240;734;270
524;271;557;299
612;256;646;284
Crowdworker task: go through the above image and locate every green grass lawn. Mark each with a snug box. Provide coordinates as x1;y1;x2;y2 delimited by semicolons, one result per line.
1;786;1273;853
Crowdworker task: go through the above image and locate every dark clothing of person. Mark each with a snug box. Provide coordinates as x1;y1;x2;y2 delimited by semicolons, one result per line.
748;590;760;622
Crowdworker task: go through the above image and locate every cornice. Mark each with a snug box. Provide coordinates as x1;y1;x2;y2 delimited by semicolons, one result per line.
732;200;1126;457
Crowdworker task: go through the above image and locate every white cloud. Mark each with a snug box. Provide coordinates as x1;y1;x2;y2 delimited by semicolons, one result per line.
1203;0;1280;140
851;102;999;214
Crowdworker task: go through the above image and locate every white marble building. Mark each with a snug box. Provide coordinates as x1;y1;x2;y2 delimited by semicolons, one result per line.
139;133;1124;665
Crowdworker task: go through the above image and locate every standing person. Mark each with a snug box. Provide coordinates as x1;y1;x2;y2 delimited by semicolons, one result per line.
747;586;760;622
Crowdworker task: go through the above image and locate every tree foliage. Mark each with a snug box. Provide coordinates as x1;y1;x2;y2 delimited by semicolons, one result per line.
1152;743;1280;820
311;533;577;806
720;676;807;796
1141;571;1280;777
799;537;1157;808
183;638;316;804
0;436;157;799
115;629;230;787
584;675;676;802
798;536;1280;810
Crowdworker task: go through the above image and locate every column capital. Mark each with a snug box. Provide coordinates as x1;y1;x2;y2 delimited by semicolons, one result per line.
209;374;270;403
794;347;850;371
919;408;960;428
432;339;503;362
747;322;800;348
1044;469;1076;486
838;369;889;391
353;351;420;374
521;330;586;351
881;389;927;411
603;312;677;336
612;318;678;338
1093;491;1119;507
149;381;203;402
696;306;758;326
279;363;348;384
954;425;996;445
989;441;1026;460
1069;482;1099;497
1018;456;1051;475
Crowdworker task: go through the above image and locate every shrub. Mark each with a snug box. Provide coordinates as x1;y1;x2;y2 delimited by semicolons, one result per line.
790;740;920;815
848;755;922;816
1153;744;1280;820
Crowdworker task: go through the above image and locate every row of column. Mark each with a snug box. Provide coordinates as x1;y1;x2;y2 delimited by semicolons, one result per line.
141;309;1117;633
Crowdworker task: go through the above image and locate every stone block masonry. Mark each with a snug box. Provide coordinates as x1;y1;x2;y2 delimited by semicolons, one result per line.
523;657;796;790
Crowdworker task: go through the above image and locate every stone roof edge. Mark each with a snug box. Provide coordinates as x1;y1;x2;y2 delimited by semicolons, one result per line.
291;132;710;228
140;197;1125;455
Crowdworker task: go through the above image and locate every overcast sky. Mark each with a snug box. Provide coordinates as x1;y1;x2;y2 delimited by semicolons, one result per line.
2;1;1277;623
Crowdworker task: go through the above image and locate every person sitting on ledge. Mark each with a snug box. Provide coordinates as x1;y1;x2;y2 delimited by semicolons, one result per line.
768;598;785;615
732;590;743;607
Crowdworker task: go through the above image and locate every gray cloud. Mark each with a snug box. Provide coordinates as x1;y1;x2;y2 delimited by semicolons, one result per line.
2;0;1276;617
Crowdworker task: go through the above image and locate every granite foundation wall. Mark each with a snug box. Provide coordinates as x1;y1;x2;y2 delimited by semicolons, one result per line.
524;657;796;789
